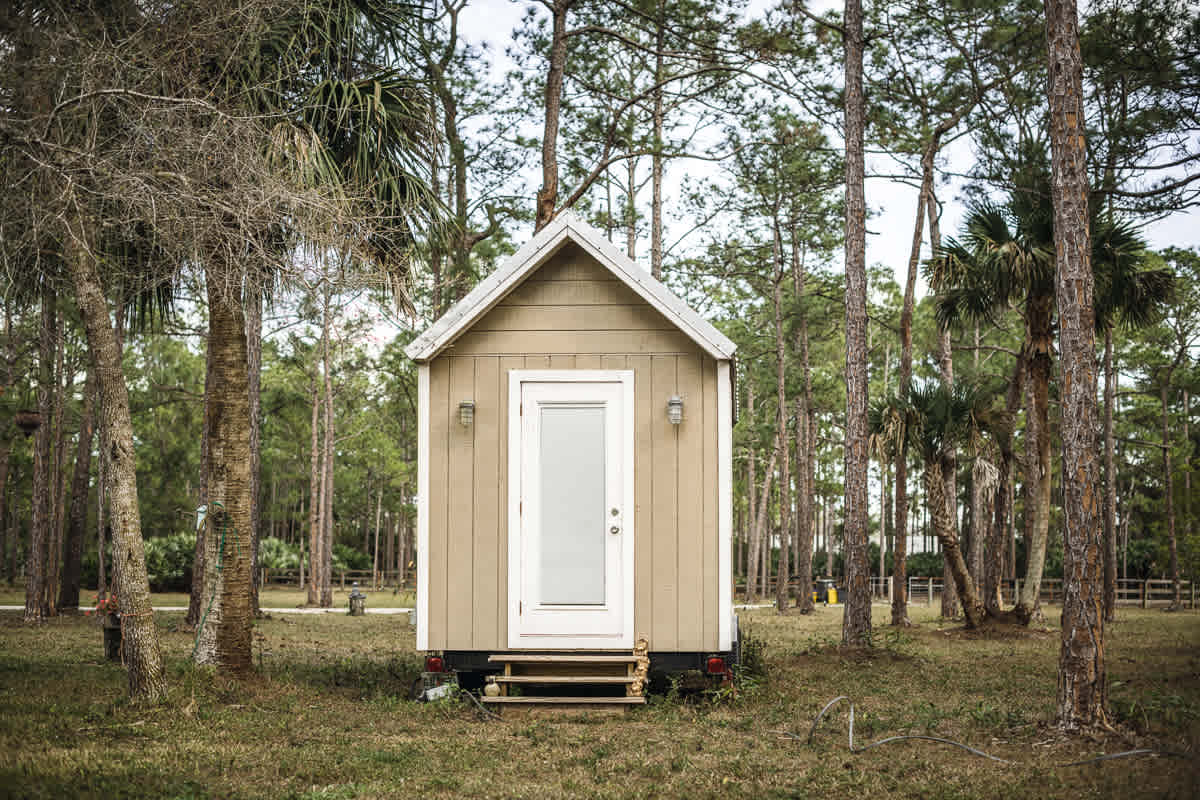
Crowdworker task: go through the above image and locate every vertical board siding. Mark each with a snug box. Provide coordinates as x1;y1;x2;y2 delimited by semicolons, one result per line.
426;245;720;652
651;355;679;651
675;354;704;651
446;358;475;648
471;357;500;649
428;358;450;649
702;359;720;640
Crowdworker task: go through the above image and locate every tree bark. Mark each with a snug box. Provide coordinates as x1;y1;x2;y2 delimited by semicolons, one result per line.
1161;382;1180;609
649;0;665;279
1045;0;1107;730
772;225;791;614
185;344;212;628
1102;329;1117;621
320;292;335;608
68;236;167;701
536;0;572;230
792;235;815;612
246;277;263;616
193;272;254;671
746;446;777;603
841;0;872;646
1016;295;1054;621
46;318;68;615
25;282;55;623
307;376;322;606
925;460;985;628
59;362;97;610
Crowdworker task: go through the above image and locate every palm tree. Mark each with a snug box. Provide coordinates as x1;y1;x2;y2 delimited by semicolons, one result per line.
929;193;1054;624
905;381;992;629
193;1;433;669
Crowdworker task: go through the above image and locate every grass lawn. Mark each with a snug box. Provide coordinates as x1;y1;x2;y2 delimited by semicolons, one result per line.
0;585;416;610
0;603;1196;799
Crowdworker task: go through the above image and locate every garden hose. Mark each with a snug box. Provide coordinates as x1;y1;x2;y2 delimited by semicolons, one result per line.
191;501;240;660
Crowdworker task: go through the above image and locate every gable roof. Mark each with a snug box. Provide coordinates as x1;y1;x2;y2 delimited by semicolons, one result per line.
404;212;737;363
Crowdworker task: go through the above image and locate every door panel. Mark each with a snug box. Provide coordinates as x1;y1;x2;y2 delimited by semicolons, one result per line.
508;371;634;649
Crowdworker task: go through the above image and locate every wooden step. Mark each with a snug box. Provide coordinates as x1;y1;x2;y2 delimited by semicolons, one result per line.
488;654;637;664
480;696;645;705
494;675;633;684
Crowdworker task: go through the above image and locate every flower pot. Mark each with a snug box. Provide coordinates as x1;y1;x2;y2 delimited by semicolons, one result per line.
102;613;122;662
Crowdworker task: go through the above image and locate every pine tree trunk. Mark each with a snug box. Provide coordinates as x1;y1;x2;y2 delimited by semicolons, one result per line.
0;438;10;587
535;0;572;230
1103;329;1117;620
772;225;791;614
792;235;815;612
650;0;665;279
193;272;254;671
1045;0;1107;729
25;282;55;623
68;236;167;701
46;320;68;615
841;0;871;646
986;353;1026;615
59;362;97;609
1161;383;1180;609
307;377;322;606
747;447;777;603
320;294;335;608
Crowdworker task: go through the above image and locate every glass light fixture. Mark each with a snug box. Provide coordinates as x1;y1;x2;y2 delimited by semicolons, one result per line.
667;395;683;425
459;400;475;427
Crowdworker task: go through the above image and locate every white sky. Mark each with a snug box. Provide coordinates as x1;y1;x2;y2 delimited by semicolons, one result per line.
454;0;1198;299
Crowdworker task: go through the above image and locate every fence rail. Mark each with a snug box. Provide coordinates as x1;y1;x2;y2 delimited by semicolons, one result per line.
260;568;414;593
733;575;1195;609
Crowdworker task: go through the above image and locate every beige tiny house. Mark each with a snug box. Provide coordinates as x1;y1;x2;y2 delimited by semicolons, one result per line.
405;213;736;669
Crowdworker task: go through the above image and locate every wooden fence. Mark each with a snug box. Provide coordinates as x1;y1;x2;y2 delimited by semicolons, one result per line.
734;575;1195;609
260;568;414;593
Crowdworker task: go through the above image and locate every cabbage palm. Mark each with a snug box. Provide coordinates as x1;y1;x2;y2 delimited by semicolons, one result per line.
193;0;433;670
906;381;993;629
929;195;1054;624
869;392;921;626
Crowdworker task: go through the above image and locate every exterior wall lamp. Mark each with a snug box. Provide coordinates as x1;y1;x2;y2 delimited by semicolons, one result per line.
459;400;475;427
667;395;683;425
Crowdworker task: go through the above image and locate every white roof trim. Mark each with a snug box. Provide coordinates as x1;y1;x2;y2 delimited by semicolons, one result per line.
404;211;737;362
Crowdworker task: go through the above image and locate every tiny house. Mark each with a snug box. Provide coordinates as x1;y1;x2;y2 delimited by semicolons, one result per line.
404;213;737;686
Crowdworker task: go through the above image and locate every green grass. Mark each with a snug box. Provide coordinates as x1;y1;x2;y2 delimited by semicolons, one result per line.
0;586;416;610
0;604;1196;799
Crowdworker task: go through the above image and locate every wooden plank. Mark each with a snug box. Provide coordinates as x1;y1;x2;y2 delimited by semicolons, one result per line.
474;305;672;333
488;654;638;663
472;356;500;649
574;354;602;370
651;354;679;652
494;676;633;684
497;356;524;647
675;354;704;651
702;357;720;649
447;329;698;356
549;354;575;370
498;280;648;307
427;357;451;649
629;355;653;644
445;357;475;648
480;696;645;705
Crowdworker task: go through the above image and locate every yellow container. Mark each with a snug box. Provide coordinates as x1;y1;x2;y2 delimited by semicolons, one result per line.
827;586;838;604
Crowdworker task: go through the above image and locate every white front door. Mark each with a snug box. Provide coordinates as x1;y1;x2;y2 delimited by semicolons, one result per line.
508;371;634;649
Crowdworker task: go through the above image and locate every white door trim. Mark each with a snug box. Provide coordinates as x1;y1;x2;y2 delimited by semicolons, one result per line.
507;370;635;649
